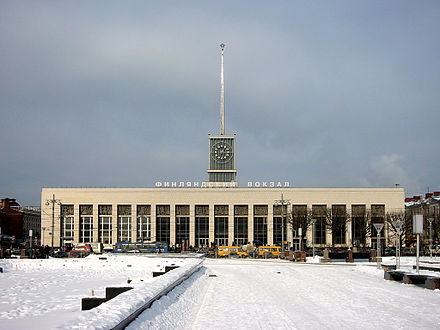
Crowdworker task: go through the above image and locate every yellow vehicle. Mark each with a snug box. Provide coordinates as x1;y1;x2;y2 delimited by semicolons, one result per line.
257;246;282;257
217;246;248;257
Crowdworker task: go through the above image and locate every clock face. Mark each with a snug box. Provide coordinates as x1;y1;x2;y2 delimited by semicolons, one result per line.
212;142;232;162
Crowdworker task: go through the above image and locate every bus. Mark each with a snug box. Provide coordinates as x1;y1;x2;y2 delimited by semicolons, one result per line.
114;241;169;253
217;246;248;257
257;246;282;257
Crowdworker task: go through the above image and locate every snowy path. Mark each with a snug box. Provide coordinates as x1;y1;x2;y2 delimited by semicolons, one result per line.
128;259;440;330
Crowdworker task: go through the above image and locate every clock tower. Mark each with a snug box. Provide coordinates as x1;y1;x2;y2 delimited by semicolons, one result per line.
207;44;237;187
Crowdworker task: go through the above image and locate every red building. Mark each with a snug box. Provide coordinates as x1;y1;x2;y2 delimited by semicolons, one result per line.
0;198;41;241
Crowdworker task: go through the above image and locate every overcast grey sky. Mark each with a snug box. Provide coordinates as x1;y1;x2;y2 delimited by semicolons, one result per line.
1;1;439;205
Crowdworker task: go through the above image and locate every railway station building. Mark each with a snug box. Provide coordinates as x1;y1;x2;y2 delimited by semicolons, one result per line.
40;45;405;250
41;186;404;249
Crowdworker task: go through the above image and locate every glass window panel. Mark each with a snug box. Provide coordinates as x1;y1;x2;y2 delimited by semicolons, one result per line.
253;217;267;245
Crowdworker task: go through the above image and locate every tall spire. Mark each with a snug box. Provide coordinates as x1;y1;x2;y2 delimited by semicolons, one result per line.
220;43;225;135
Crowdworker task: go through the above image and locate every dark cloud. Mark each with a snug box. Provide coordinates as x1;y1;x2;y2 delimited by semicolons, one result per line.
1;1;439;205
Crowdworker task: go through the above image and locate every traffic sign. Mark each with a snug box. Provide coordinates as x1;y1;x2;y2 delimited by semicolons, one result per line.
373;223;384;233
392;220;402;231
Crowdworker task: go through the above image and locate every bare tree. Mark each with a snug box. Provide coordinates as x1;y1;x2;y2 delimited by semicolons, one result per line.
321;206;351;248
385;211;409;248
424;199;440;248
288;206;313;248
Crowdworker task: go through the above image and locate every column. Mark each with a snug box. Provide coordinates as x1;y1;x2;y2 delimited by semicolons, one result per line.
268;205;274;245
306;216;313;248
151;205;156;242
383;206;389;244
111;203;118;244
346;206;352;247
228;204;234;245
131;204;137;242
286;204;293;247
73;204;80;244
170;205;176;246
209;205;214;246
92;204;99;243
248;204;254;243
189;204;196;247
326;204;332;247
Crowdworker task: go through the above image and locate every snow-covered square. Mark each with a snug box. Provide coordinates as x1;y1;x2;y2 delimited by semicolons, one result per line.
1;256;440;329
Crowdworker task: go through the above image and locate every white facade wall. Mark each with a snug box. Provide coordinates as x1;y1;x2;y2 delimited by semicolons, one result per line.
40;187;404;248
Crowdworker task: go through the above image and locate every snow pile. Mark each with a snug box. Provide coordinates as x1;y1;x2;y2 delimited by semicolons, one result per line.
61;258;202;329
0;255;202;329
306;255;323;263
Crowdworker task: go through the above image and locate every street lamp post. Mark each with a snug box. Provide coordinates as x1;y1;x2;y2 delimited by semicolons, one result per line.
45;194;61;250
392;220;402;269
373;223;384;269
275;194;291;255
428;218;434;259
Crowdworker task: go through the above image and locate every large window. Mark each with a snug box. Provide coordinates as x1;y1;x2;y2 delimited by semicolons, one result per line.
79;216;93;243
234;217;248;246
253;217;267;245
370;204;385;251
215;217;228;246
79;205;93;243
332;205;346;245
176;216;190;247
156;205;170;244
156;217;170;243
351;205;366;247
61;205;74;245
117;205;132;243
99;216;112;244
195;205;209;248
118;216;131;242
312;205;327;245
234;205;248;246
137;216;151;242
214;205;229;246
273;217;287;246
314;218;326;244
136;205;151;242
195;216;209;247
61;215;74;242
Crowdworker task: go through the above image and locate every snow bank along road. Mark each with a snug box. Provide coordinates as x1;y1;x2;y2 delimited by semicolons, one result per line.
128;259;440;330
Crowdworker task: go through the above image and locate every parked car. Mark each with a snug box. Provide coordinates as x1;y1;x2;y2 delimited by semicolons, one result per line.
103;247;114;253
401;247;416;256
53;251;68;258
305;248;323;256
69;244;93;258
384;247;395;256
11;249;22;256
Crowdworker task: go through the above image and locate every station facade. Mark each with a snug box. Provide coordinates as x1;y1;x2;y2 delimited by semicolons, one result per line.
40;186;404;249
